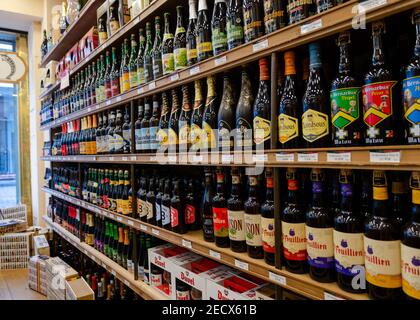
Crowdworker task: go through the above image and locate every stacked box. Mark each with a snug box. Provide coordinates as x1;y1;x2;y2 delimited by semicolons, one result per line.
45;257;79;300
33;235;50;256
255;283;276;300
65;277;95;300
28;255;50;296
0;232;31;270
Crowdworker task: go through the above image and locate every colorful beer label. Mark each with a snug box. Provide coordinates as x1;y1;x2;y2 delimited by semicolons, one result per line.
137;199;147;218
185;204;196;225
227;20;243;48
178;123;190;146
211;28;227;54
244;213;262;246
401;243;420;299
121;72;130;92
261;217;275;253
253;116;271;145
333;230;364;277
161;205;170;227
243;7;263;40
187;48;197;62
278;113;299;144
403;76;420;143
263;0;284;33
157;128;168;147
202;121;216;149
162;52;175;75
197;42;212;57
137;67;145;85
99;32;108;44
135;128;142;150
129;71;138;88
302;109;329;142
174;47;187;70
364;237;402;289
149;126;158;150
228;210;246;241
306;226;334;269
170;207;179;228
190;124;202;148
146;201;153;220
331;87;360;139
168;128;178;146
213;207;229;237
282;222;307;261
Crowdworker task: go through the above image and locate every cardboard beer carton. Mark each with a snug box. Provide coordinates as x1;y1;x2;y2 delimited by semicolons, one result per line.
65;277;95;300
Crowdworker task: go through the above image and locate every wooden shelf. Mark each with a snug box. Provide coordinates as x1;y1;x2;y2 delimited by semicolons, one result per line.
43;215;168;300
40;81;60;100
39;0;419;130
40;0;105;68
41;145;420;171
41;187;369;300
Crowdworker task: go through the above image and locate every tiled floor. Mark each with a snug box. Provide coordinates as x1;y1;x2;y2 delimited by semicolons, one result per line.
0;269;46;300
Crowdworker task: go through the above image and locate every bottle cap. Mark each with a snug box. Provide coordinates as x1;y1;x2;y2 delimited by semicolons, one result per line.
259;58;270;81
284;51;296;76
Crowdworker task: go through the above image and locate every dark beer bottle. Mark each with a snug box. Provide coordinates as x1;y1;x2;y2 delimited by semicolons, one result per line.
359;173;372;221
287;0;314;25
202;76;218;151
282;168;308;274
155;177;165;228
333;169;366;293
331;32;362;147
141;99;151;153
263;0;286;34
306;169;336;283
174;6;187;71
391;174;410;232
149;95;161;153
202;168;215;242
146;177;156;226
235;67;254;151
196;0;213;62
157;92;170;152
137;177;148;222
168;89;181;153
187;0;198;66
226;0;244;50
212;167;230;248
171;180;187;234
161;179;172;230
243;0;264;43
162;12;175;76
185;178;201;231
364;171;403;300
261;168;275;266
152;16;163;80
218;73;235;152
179;85;192;152
244;175;263;259
211;0;228;56
135;100;144;153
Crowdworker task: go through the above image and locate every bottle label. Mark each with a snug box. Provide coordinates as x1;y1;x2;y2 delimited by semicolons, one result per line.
162;52;175;75
151;273;162;287
99;32;108;43
333;230;364;276
105;81;111;99
203;217;214;238
135;128;142;150
127;259;134;274
263;0;283;33
227;20;243;48
278;113;299;144
179;123;190;146
146;201;154;220
244;213;262;246
213;207;229;237
401;243;420;299
138;199;147;218
176;290;191;300
170;207;179;228
123;129;131;145
185;204;196;225
364;236;401;288
282;222;307;261
228;210;246;241
253;116;271;145
316;0;334;13
129;71;138;88
161;205;170;227
306;226;334;269
152;56;162;78
331;87;361;137
157;128;168;146
218;127;232;148
109;21;120;33
211;29;227;54
236;118;253;148
403;76;420;143
302;109;329;142
149;126;158;150
202;121;216;149
121;199;130;215
187;48;197;61
111;79;120;96
168;128;178;146
190;124;202;147
114;134;124;152
174;48;187;70
261;217;275;253
197;42;212;57
141;127;150;150
243;7;263;41
137;67;145;85
122;72;130;92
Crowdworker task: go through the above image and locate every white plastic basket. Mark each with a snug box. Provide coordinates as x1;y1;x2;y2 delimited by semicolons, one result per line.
0;204;27;222
0;232;31;270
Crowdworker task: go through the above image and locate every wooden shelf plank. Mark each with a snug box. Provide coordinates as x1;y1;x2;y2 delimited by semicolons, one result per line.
41;187;369;300
43;215;168;300
39;0;419;131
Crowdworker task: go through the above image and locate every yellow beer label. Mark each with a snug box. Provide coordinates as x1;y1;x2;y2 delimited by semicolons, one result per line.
187;48;197;61
122;72;130;93
168;128;178;146
253;116;271;145
99;32;108;44
413;189;420;205
129;71;138;88
401;243;420;299
197;42;212;55
190;124;202;149
157;128;168;146
121;200;129;215
202;121;216;149
302;109;329;142
179;124;190;146
278;113;298;144
373;187;388;201
109;21;120;33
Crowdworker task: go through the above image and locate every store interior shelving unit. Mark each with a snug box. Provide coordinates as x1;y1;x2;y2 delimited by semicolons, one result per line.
39;0;420;300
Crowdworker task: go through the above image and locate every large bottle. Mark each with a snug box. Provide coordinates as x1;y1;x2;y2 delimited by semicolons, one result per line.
282;168;307;274
287;0;313;25
135;100;144;153
228;167;246;252
137;177;148;222
211;0;228;56
128;34;138;89
218;74;235;152
157;92;170;151
261;168;275;266
152;16;163;80
171;180;187;234
364;171;402;300
403;8;420;145
363;21;399;146
202;168;215;242
187;0;198;66
168;89;181;152
179;85;192;152
243;0;263;43
141;99;151;153
196;0;213;62
110;47;120;97
190;80;205;151
212;167;230;248
402;171;420;300
331;32;362;147
143;22;154;83
316;0;336;13
226;0;244;50
161;179;172;230
306;169;335;283
201;76;218;151
253;58;271;150
174;6;187;71
185;178;201;231
278;51;300;148
235;67;254;151
149;95;161;153
162;13;175;76
333;169;366;293
136;28;146;85
302;43;330;148
263;0;285;34
244;175;263;259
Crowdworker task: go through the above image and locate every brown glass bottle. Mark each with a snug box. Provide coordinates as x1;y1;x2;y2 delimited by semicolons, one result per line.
235;67;254;151
218;73;235;152
244;175;263;259
202;76;218;151
168;89;181;153
179;85;192;152
171;180;187;234
212;167;230;248
202;168;215;242
228;167;246;253
243;0;263;43
261;168;275;266
190;80;205;151
185;178;201;231
161;179;172;230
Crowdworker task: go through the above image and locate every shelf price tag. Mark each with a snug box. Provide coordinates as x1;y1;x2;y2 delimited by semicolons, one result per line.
182;239;192;249
140;224;148;231
124;280;130;287
130;156;137;161
190;66;200;75
106;100;111;106
152;228;160;236
209;250;221;260
276;153;295;162
116;96;122;102
301;19;323;35
122;157;128;161
327;152;351;163
298;152;318;162
127;220;134;226
168;155;177;163
111;270;116;276
137;87;144;94
269;272;287;286
109;156;114;161
117;216;122;222
324;292;345;300
221;154;233;164
234;259;249;271
215;56;227;66
253;39;268;52
149;82;156;90
369;151;400;163
192;155;203;163
170;73;179;82
253;154;267;163
359;0;387;12
91;256;96;262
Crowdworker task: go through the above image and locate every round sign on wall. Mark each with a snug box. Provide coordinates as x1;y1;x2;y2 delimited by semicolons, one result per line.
0;51;27;83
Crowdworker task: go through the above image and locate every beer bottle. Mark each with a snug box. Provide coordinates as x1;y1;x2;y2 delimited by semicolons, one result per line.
330;171;341;218
196;0;213;62
135;100;144;153
143;22;154;83
202;168;215;242
137;177;148;222
226;0;244;50
146;177;156;226
104;52;112;100
171;179;187;234
174;6;187;71
243;0;263;43
190;80;205;151
155;178;164;228
363;21;399;146
316;0;336;13
141;98;151;153
287;0;314;25
364;171;402;299
162;12;175;76
117;169;124;214
149;95;161;153
152;16;163;80
212;167;230;248
101;113;108;154
176;279;192;300
161;179;172;230
253;58;271;150
120;40;130;93
185;178;201;231
403;8;420;145
302;43;330;148
211;0;228;56
331;32;362;146
401;171;420;300
244;174;263;259
202;76;218;151
122;106;131;154
333;169;366;293
391;174;410;232
235;67;254;151
156;92;170;153
113;109;124;154
179;85;192;152
228;167;246;252
187;0;198;66
117;225;124;265
218;73;235;152
143;236;152;284
278;51;300;148
282;168;308;274
168;89;181;152
109;5;120;34
263;0;286;34
122;228;129;269
359;173;372;221
110;48;120;97
136;28;146;85
261;168;275;265
306;169;335;283
121;170;131;216
128;34;138;89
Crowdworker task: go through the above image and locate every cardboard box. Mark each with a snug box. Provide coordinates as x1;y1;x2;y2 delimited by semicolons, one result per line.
28;255;50;296
45;257;79;300
65;277;95;300
33;235;50;256
255;283;276;300
78;27;99;63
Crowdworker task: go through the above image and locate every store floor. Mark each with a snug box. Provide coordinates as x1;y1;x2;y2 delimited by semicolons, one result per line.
0;269;46;300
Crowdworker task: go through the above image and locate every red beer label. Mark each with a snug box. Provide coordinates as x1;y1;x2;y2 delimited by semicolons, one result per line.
362;81;397;127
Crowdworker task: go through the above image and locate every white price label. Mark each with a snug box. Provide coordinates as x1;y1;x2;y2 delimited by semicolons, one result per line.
130;156;137;161
359;0;387;12
109;156;114;161
190;66;200;75
91;256;96;262
116;96;122;102
170;73;179;81
192;155;203;163
135;16;140;24
149;82;156;90
209;250;221;260
124;280;130;287
102;262;107;268
253;154;267;162
269;272;287;286
298;153;318;162
87;107;91;112
221;154;233;163
76;201;81;206
152;228;160;235
106;100;111;106
140;224;148;231
301;19;323;35
150;156;157;162
111;270;116;276
276;153;295;162
137;87;144;94
182;239;192;249
109;214;115;219
84;250;88;255
95;105;100;110
215;56;227;66
369;151;400;163
234;259;249;271
324;292;345;300
327;152;351;163
253;39;268;52
127;220;134;226
122;157;128;161
117;216;122;222
168;155;177;163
